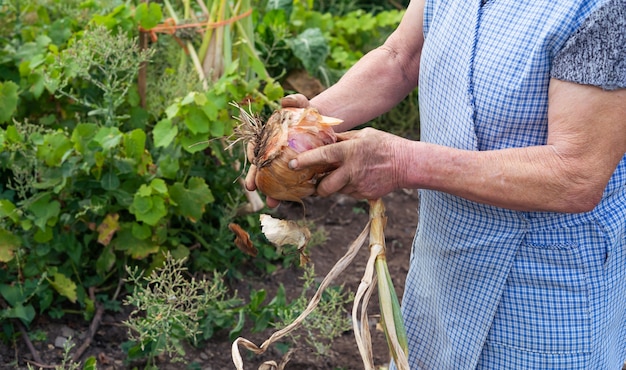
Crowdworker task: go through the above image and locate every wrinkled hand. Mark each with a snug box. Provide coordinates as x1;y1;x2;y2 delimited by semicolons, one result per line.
289;127;407;200
244;94;311;208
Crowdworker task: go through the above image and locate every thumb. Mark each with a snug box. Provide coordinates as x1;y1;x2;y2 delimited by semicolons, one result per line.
281;94;310;108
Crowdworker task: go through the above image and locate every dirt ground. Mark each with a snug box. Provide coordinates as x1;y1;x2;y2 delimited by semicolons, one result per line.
0;189;419;370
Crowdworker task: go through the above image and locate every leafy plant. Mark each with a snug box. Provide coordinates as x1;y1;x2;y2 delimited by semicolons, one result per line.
46;24;154;127
256;0;404;87
274;265;353;357
123;252;239;367
0;0;282;337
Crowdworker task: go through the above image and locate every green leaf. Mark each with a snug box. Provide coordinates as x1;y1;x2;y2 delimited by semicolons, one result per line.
0;81;19;123
184;105;210;134
229;310;246;341
83;356;98;370
288;28;329;74
165;102;180;118
153;119;178;148
112;226;159;259
48;272;77;303
130;195;167;226
27;194;60;231
135;2;163;30
94;127;123;151
150;178;168;194
131;222;151;240
37;132;73;167
34;226;53;243
0;228;21;262
123;129;146;161
181;92;197;106
137;184;152;197
0;283;25;307
5;125;22;143
1;304;35;324
169;177;214;222
101;171;120;190
181;132;209;153
96;246;116;276
266;0;292;13
201;91;226;121
71;123;98;154
157;155;179;179
263;81;285;103
0;200;19;223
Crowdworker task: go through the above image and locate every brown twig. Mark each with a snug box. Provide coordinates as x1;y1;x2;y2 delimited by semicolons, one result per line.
17;319;43;364
23;359;56;369
139;10;253;43
72;287;105;362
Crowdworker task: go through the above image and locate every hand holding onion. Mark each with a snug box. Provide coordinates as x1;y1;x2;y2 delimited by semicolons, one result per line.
237;104;345;203
290;127;408;200
243;95;312;207
238;101;409;202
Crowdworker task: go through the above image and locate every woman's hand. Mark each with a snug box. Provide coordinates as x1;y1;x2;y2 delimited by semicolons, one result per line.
243;94;311;208
289;127;409;200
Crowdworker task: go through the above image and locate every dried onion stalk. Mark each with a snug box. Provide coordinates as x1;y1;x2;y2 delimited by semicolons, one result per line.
234;105;343;202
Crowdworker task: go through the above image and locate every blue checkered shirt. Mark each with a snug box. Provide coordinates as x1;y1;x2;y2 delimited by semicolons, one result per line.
393;0;626;369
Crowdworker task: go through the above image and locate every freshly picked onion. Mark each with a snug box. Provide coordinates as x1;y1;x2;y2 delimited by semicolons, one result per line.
234;106;343;203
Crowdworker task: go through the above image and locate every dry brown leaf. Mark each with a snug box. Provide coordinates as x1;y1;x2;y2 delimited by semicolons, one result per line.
97;213;120;246
229;223;258;257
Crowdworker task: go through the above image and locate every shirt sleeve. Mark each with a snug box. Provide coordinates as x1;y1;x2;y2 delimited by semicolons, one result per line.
550;0;626;91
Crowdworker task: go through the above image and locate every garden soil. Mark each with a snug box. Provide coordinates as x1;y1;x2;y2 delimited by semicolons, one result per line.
1;189;419;370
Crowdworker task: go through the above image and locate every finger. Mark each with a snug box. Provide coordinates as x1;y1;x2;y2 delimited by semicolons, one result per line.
281;94;310;108
246;142;256;162
265;196;280;209
289;142;346;171
335;131;359;142
316;166;351;197
244;164;258;191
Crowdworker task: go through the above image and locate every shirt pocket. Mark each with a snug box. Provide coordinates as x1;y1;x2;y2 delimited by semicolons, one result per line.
486;241;591;354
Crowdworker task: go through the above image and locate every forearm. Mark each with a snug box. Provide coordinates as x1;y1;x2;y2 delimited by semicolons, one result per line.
310;0;424;132
400;141;611;213
310;46;419;132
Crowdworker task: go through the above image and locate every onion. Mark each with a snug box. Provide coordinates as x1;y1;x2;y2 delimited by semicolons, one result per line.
235;106;343;202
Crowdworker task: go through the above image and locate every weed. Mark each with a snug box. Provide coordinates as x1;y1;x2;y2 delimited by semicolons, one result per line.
275;265;353;357
123;252;239;367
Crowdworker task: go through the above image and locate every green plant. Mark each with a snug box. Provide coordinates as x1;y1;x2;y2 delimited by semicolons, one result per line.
256;1;404;86
46;25;154;127
123;252;240;367
275;265;353;357
0;0;282;343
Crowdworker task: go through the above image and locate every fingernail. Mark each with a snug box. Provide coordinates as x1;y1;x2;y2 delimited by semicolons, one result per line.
288;159;298;169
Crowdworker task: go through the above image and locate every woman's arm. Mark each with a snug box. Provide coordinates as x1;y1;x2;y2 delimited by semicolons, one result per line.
293;80;626;213
308;0;424;132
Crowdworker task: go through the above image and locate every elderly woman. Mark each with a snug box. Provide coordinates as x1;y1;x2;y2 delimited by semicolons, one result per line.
247;0;626;368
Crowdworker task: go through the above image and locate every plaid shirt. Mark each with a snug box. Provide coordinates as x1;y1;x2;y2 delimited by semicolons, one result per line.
393;0;626;369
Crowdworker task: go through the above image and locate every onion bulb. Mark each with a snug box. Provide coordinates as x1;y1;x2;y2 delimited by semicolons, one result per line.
235;106;343;202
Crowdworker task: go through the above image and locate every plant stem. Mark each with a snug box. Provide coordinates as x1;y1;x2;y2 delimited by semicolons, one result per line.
368;198;409;369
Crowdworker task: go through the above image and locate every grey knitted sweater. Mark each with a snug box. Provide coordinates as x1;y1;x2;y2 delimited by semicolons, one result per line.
551;0;626;90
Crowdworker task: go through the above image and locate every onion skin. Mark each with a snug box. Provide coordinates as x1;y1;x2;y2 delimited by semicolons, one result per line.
251;107;342;203
256;147;329;203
